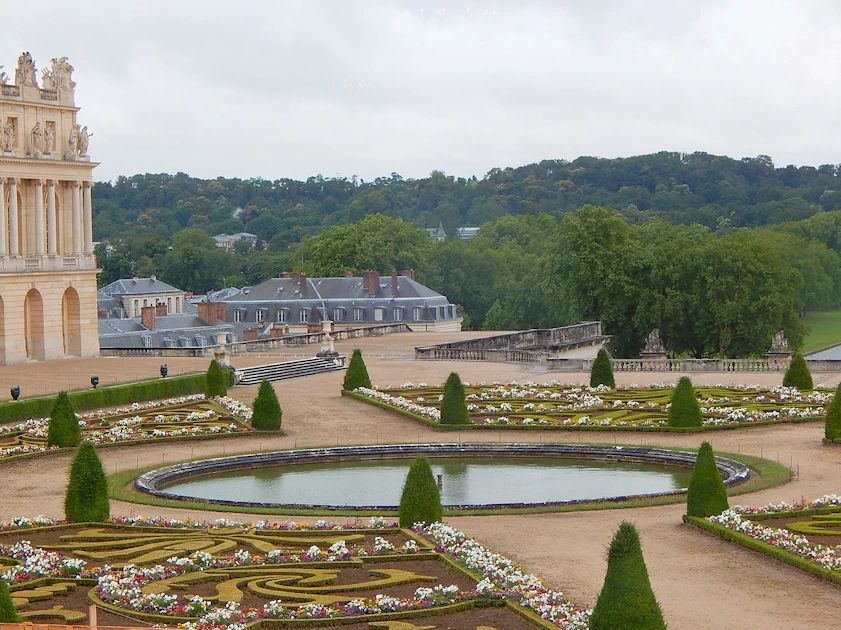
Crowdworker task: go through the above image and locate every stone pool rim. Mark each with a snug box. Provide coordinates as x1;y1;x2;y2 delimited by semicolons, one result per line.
134;443;750;510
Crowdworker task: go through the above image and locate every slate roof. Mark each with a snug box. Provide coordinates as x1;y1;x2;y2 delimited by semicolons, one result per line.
100;277;183;296
225;276;443;302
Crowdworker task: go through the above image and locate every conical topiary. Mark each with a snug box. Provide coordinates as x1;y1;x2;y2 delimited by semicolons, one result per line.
590;522;667;630
47;391;81;447
64;441;110;523
782;352;813;390
686;442;729;518
252;380;282;430
343;349;372;391
590;348;615;389
440;372;468;425
825;382;841;442
398;457;443;527
205;359;228;397
667;376;702;428
0;579;20;622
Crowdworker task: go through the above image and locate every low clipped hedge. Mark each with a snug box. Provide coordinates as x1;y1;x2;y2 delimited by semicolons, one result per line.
0;372;234;424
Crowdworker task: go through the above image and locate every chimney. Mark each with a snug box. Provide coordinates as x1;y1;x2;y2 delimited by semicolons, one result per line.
400;268;415;281
197;302;226;325
345;270;354;277
151;274;156;281
155;303;167;317
299;272;307;290
391;269;398;297
140;305;156;330
291;271;301;281
279;271;291;278
269;325;284;339
243;326;260;341
368;270;380;296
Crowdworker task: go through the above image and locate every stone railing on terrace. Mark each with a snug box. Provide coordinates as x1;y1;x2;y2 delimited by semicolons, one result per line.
545;357;841;373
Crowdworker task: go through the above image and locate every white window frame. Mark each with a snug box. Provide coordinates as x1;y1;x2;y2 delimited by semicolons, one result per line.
374;307;385;322
354;307;364;322
413;306;423;321
394;308;403;321
333;308;345;322
142;335;152;348
300;309;310;323
256;309;265;323
234;309;244;323
277;309;288;323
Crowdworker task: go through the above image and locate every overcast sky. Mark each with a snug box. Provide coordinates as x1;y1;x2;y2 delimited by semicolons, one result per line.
10;0;841;182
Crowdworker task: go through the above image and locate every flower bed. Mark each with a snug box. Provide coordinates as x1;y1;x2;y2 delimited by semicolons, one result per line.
0;516;590;629
347;382;831;432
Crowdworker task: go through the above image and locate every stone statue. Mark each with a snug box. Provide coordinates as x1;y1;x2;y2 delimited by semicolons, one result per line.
44;123;55;155
48;57;74;90
30;122;42;154
642;328;665;354
0;66;8;85
2;121;14;152
768;330;790;353
67;124;79;157
14;52;37;87
78;125;91;156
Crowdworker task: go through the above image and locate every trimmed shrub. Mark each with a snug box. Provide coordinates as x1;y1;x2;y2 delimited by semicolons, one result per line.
590;348;615;389
47;391;81;447
590;522;667;630
343;349;372;391
204;359;228;397
825;382;841;441
686;441;729;518
252;380;282;430
440;372;469;425
667;376;703;428
64;441;110;522
0;579;20;623
398;457;443;527
783;352;813;390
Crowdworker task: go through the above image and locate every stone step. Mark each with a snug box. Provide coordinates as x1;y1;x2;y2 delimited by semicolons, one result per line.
236;357;345;385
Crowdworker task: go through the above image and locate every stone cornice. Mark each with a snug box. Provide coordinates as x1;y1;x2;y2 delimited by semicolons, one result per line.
0;156;98;168
0;97;79;112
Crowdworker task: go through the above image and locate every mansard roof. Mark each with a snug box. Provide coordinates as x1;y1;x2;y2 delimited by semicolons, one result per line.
100;277;183;296
219;276;444;303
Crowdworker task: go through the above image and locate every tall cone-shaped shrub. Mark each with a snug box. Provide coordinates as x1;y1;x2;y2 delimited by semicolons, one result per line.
667;376;702;428
252;380;282;430
686;442;729;517
398;457;442;527
204;359;228;397
825;382;841;442
47;391;81;447
0;580;20;622
783;352;813;390
440;372;468;425
64;441;110;522
590;348;615;389
590;522;667;630
343;349;372;391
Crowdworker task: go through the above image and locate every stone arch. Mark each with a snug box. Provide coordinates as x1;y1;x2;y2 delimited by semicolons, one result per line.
24;289;45;361
0;295;5;365
62;287;82;356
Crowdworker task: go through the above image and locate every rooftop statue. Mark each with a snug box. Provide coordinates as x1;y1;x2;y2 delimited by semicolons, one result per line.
0;66;8;85
642;328;666;354
14;52;37;87
41;57;75;91
768;330;790;353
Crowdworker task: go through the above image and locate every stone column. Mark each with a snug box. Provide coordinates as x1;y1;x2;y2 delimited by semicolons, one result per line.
46;180;57;256
70;181;81;255
8;178;18;257
34;179;45;256
82;182;93;254
0;178;6;258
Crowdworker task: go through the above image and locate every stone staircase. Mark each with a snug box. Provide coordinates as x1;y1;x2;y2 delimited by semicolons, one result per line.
234;357;345;385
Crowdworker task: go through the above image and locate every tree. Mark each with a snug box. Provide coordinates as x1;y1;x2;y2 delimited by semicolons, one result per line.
825;382;841;442
440;372;468;425
667;377;703;428
686;442;729;518
590;522;666;630
204;359;228;397
590;348;615;388
782;352;813;390
0;580;20;623
252;380;282;430
343;349;372;391
64;441;110;522
47;391;81;447
398;457;443;527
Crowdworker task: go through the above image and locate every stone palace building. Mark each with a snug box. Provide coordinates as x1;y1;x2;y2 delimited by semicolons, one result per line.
0;52;98;364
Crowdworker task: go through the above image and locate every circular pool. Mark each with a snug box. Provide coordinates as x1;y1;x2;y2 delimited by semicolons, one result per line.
135;444;749;510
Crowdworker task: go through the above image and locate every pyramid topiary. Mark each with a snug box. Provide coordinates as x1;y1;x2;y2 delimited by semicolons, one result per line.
440;372;468;425
205;359;228;397
825;382;841;442
252;380;282;430
667;376;702;428
782;352;813;390
0;579;20;622
590;348;615;388
398;457;443;527
64;441;110;523
686;441;729;518
47;391;81;447
343;349;372;391
590;522;667;630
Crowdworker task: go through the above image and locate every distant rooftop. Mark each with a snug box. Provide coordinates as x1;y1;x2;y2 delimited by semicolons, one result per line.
100;277;183;296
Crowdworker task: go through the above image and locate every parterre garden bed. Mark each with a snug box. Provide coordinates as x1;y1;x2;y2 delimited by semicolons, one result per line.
348;382;831;431
0;517;588;629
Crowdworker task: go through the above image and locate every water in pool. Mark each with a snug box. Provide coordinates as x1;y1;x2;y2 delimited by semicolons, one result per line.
162;457;695;506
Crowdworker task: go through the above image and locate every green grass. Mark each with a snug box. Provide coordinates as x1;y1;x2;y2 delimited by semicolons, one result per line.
801;309;841;353
107;447;791;517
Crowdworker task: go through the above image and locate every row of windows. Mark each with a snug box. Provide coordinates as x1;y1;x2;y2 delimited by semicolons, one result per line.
232;306;452;324
141;332;236;348
133;296;181;316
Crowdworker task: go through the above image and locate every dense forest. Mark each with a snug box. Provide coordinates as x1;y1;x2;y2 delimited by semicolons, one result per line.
92;151;841;357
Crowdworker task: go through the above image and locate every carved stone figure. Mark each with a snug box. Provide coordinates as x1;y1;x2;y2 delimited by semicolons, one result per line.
78;125;90;156
43;57;75;91
768;330;790;353
14;52;37;87
67;124;79;157
30;122;42;154
2;121;14;152
0;66;8;85
642;329;665;354
44;123;55;155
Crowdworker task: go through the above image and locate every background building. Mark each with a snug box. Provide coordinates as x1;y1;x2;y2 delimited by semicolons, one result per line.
0;52;98;364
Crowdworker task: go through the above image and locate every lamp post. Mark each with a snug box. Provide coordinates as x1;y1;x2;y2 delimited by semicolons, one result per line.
10;386;20;401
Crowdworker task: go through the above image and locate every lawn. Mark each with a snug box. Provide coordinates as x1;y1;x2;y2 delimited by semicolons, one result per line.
801;310;841;353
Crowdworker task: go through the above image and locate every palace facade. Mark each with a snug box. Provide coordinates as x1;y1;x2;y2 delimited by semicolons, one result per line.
0;52;98;364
